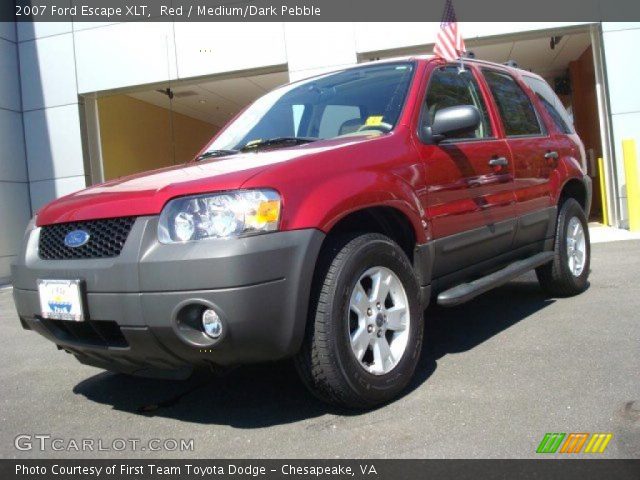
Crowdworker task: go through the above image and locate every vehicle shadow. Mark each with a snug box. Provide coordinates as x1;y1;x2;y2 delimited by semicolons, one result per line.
407;274;559;393
73;274;560;427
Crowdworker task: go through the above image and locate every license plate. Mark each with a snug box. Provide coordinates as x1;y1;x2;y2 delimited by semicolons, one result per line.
38;279;85;321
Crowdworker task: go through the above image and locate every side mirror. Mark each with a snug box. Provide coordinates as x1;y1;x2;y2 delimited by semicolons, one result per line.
425;105;481;144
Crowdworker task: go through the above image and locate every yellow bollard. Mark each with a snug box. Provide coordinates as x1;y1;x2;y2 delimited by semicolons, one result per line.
597;158;609;226
623;139;640;231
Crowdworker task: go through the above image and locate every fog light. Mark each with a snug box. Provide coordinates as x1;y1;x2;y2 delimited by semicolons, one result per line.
202;309;222;338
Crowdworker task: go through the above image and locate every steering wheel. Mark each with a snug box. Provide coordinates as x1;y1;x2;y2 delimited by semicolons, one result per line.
356;122;393;133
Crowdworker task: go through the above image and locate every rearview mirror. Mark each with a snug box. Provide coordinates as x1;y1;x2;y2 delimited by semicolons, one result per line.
425;105;481;144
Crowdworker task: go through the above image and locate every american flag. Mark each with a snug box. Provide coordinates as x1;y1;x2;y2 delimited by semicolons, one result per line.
433;0;466;62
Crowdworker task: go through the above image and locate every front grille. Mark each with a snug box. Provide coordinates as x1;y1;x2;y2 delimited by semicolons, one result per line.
40;319;129;348
39;217;136;260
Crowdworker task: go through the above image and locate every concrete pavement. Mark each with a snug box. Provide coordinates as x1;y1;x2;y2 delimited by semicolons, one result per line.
0;240;638;459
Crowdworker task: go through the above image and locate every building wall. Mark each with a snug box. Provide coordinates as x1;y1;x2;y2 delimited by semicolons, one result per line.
570;46;602;161
569;45;603;218
0;22;30;282
17;24;88;217
602;22;640;227
1;21;638;281
97;94;216;180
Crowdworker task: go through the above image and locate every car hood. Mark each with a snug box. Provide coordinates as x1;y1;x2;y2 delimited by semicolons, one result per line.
36;134;380;226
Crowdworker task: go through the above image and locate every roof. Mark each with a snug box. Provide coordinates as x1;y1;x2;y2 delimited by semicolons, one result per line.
287;54;546;87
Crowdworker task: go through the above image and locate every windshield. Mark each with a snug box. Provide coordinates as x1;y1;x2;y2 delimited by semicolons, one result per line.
204;62;415;153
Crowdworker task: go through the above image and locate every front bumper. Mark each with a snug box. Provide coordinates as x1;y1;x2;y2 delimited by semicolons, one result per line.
11;217;324;378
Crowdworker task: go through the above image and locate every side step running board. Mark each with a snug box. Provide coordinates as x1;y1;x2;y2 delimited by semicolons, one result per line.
437;252;554;307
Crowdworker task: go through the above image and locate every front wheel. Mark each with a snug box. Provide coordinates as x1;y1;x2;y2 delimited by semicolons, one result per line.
294;233;423;409
536;198;591;296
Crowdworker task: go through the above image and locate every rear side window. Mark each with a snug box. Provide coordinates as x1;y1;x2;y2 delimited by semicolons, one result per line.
522;76;574;134
482;69;542;137
424;66;493;140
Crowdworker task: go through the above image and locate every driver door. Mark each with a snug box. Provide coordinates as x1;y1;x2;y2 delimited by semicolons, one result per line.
414;64;516;278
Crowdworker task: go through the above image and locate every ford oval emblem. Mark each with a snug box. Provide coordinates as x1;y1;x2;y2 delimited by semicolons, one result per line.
64;230;90;248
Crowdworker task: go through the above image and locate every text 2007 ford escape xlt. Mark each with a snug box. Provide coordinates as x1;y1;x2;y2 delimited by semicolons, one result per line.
12;57;591;408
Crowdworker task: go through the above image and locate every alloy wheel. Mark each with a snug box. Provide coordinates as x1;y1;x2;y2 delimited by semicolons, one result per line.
348;266;410;375
566;216;586;277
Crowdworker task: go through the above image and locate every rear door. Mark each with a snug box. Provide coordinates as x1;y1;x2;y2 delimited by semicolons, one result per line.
522;74;584;196
414;63;515;278
480;68;557;247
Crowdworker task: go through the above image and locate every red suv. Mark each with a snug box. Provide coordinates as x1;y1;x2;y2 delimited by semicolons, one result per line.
12;57;591;408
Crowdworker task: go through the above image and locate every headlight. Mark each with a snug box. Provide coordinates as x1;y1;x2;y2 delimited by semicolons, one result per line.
158;189;281;243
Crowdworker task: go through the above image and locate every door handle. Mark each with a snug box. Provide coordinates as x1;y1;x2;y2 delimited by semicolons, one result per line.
545;150;559;166
489;157;509;167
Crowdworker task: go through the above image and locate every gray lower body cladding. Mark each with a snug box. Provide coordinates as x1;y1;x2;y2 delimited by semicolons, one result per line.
12;217;325;378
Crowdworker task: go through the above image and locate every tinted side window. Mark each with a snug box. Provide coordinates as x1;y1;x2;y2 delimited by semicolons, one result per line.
482;70;542;137
425;66;493;140
522;76;574;134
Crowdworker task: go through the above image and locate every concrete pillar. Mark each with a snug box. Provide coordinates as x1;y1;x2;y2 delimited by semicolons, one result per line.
0;22;30;282
601;22;640;229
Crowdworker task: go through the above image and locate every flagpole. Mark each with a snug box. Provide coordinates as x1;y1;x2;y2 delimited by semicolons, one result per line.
434;0;466;72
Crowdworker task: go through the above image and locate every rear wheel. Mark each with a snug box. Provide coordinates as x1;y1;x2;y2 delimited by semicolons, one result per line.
294;233;423;408
536;198;590;296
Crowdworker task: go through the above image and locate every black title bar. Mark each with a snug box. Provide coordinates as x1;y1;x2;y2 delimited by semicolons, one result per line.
7;0;640;22
3;459;640;480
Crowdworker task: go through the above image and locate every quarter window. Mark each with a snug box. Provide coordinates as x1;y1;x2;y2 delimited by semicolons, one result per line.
482;70;542;137
522;76;574;134
424;66;493;140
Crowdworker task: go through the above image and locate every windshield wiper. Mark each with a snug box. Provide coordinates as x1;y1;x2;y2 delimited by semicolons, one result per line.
240;137;317;151
196;149;239;161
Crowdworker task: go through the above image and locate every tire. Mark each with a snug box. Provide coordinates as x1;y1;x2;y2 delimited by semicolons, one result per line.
294;232;423;409
536;198;590;296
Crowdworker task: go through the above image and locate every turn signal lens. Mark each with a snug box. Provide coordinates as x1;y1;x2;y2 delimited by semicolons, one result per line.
256;200;281;223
